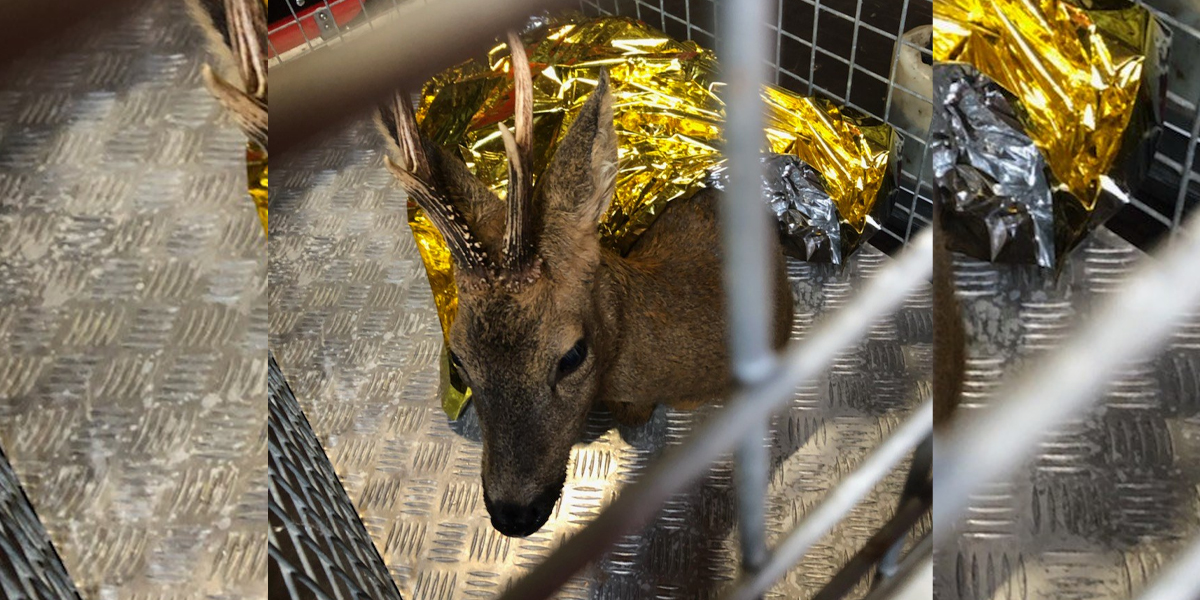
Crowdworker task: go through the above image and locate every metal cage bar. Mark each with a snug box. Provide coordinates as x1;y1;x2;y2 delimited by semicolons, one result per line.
494;230;934;600
933;209;1200;545
262;1;1200;599
718;0;779;583
1133;535;1200;600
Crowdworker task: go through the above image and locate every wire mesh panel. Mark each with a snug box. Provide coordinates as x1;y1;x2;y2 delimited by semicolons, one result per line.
267;0;935;252
578;0;935;252
1112;1;1200;248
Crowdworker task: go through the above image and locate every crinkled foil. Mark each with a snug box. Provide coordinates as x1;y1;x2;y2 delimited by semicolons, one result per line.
410;15;898;418
707;154;843;264
933;64;1054;267
934;0;1169;265
248;140;267;237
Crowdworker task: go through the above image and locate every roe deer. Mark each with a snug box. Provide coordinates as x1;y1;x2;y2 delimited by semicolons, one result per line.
380;33;793;537
932;211;966;429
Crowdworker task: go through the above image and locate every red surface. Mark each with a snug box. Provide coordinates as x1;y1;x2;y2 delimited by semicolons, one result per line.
268;1;364;57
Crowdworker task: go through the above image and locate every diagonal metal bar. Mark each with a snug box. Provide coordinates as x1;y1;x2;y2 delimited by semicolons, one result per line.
811;454;931;600
2;0;135;67
933;212;1200;546
1133;535;1200;600
268;354;404;600
859;535;933;600
721;406;933;600
496;228;933;600
270;0;570;157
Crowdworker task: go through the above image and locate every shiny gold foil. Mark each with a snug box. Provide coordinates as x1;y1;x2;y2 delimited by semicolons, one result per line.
247;140;268;238
934;0;1151;210
410;15;896;418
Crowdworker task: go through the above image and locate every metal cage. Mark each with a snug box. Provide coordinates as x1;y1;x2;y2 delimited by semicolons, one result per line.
261;1;1200;600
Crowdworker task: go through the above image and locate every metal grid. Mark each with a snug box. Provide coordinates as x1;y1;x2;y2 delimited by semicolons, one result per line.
577;0;935;252
1111;1;1200;249
265;3;1200;600
267;0;935;253
268;115;932;599
266;0;1200;254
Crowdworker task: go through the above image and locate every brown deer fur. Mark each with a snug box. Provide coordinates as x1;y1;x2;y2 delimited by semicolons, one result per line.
381;35;792;537
932;211;966;428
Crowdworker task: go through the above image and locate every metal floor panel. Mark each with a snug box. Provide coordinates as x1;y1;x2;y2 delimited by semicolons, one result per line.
0;447;78;599
268;118;932;599
0;2;268;598
935;229;1200;600
269;353;404;600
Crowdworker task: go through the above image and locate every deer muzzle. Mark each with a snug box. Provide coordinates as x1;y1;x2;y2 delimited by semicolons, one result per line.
482;471;565;537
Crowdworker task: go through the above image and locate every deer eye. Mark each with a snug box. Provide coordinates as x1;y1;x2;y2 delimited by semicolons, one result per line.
557;339;588;377
449;349;467;375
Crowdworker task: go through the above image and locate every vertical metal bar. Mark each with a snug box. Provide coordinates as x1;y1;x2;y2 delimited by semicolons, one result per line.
1170;91;1200;231
807;1;821;94
882;0;913;126
718;0;777;581
844;0;865;101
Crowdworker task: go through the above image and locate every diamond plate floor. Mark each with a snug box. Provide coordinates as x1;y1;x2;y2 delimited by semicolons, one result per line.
0;2;267;598
269;353;404;600
935;229;1200;600
0;447;79;599
269;118;932;599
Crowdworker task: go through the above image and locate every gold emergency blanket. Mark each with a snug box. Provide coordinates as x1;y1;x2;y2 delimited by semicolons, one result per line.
933;0;1154;211
248;141;268;237
409;15;897;418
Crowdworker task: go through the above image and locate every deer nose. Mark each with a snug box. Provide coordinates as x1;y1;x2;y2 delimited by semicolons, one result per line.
487;501;549;537
483;485;560;537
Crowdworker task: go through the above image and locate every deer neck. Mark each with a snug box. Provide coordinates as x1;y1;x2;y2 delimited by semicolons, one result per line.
589;246;731;409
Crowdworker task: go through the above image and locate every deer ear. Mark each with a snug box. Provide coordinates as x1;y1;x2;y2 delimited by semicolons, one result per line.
537;70;618;242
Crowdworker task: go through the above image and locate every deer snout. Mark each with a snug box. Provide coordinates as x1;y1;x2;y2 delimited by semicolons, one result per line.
483;480;562;537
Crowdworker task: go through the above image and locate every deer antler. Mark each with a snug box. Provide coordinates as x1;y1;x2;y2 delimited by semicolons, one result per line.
385;95;492;277
501;30;536;272
194;0;268;147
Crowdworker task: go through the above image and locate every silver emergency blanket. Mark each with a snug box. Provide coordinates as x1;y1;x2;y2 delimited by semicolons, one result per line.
931;63;1055;268
706;154;847;264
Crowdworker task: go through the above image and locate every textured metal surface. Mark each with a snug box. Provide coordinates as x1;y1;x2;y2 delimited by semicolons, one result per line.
935;228;1200;600
268;117;932;599
0;447;79;599
0;2;267;598
269;353;404;600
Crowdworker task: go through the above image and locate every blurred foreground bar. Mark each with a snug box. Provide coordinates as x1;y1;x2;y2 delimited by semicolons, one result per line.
3;0;134;67
270;0;569;157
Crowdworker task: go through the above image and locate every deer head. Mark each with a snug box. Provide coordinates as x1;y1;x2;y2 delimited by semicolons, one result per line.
381;32;618;537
